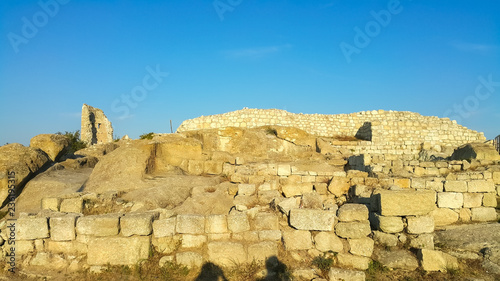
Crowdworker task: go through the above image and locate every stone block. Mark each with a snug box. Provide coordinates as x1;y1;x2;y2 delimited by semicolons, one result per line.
153;217;176;237
152;236;181;254
121;213;155;237
471;207;497;222
238;184;256;196
41;197;60;211
277;164;291;176
15;240;35;255
409;234;434;250
253;213;279;230
181;234;207;248
204;160;222;175
328;267;366;281
337;204;369;222
437;192;463;209
46;240;87;254
426;181;443;192
493;171;500;184
431;208;459;226
418;249;458;272
372;214;404;233
227;213;250;233
258;230;282;241
468;180;496;193
444;181;467;192
393;178;410;188
87;236;150;265
207;242;247;266
463;193;483;208
328;177;351;197
282;230;313;250
176;214;205;234
349;237;374;257
411;177;426;189
176;252;203;269
50;214;79;241
282;183;313;197
289;209;336;231
232;231;259;242
17;217;49;240
76;214;120;236
277;197;299;215
378;190;436;216
374;249;418;270
59;197;83;213
458;208;472;222
314;232;344;252
248;241;278;262
335;221;371;239
205;214;228;234
337;253;370;270
372;231;398;247
406;216;434;234
482;193;497;207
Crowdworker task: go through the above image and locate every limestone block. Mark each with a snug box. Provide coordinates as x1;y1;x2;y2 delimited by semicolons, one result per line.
121;213;155;237
238;184;256;196
187;160;204;175
406;216;434;234
176;214;205;234
468;180;495;193
374;249;419;270
349;237;374;257
372;214;404;233
328;267;366;281
277;197;299;215
207;242;247;266
431;208;459;226
282;183;313;197
227;213;250;233
17;217;49;240
328;177;351;197
59;197;83;213
248;241;278;262
277;164;291;176
425;168;440;176
426;181;443;192
205;214;228;234
289;209;336;231
459;208;472;222
204;161;222;175
314;232;344;252
335;221;371;239
253;213;279;230
258;230;281;241
413;167;426;177
282;230;313;250
482;193;497;207
393;178;410;188
411;177;425;189
418;249;458;272
232;231;259;241
46;240;87;254
493;171;500;184
471;207;497;222
181;234;207;248
444;181;467;192
378;190;436;216
337;204;368;222
409;234;434;250
50;214;79;241
41;197;60;211
15;240;35;255
463;193;483;208
87;236;150;265
176;252;203;269
337;253;370;270
76;214;120;236
153;217;176;237
437;192;463;209
152;236;181;254
372;231;398;247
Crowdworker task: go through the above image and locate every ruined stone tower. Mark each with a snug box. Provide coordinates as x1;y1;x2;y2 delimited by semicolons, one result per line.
81;104;113;146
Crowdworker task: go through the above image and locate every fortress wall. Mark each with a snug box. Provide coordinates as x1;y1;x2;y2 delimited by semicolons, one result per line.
177;109;486;155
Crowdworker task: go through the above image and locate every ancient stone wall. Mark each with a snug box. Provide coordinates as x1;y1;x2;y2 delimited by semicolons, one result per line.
81;104;113;146
177;109;486;155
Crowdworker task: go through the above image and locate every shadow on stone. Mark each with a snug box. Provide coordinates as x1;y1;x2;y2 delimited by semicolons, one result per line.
195;262;228;281
258;256;292;281
355;122;372;141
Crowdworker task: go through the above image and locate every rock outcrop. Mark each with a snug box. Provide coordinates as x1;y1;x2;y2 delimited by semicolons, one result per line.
30;134;70;161
81;104;113;146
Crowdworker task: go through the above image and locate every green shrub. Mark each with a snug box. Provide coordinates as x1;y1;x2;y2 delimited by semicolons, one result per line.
265;127;278;136
56;130;86;154
140;132;155;140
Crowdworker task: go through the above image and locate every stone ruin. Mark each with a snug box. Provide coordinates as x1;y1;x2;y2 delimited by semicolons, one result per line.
1;108;500;280
80;104;113;146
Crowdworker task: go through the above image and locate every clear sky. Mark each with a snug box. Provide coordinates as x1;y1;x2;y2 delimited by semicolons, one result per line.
1;0;499;145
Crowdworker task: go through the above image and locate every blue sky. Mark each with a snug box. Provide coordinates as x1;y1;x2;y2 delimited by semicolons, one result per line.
1;0;499;145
